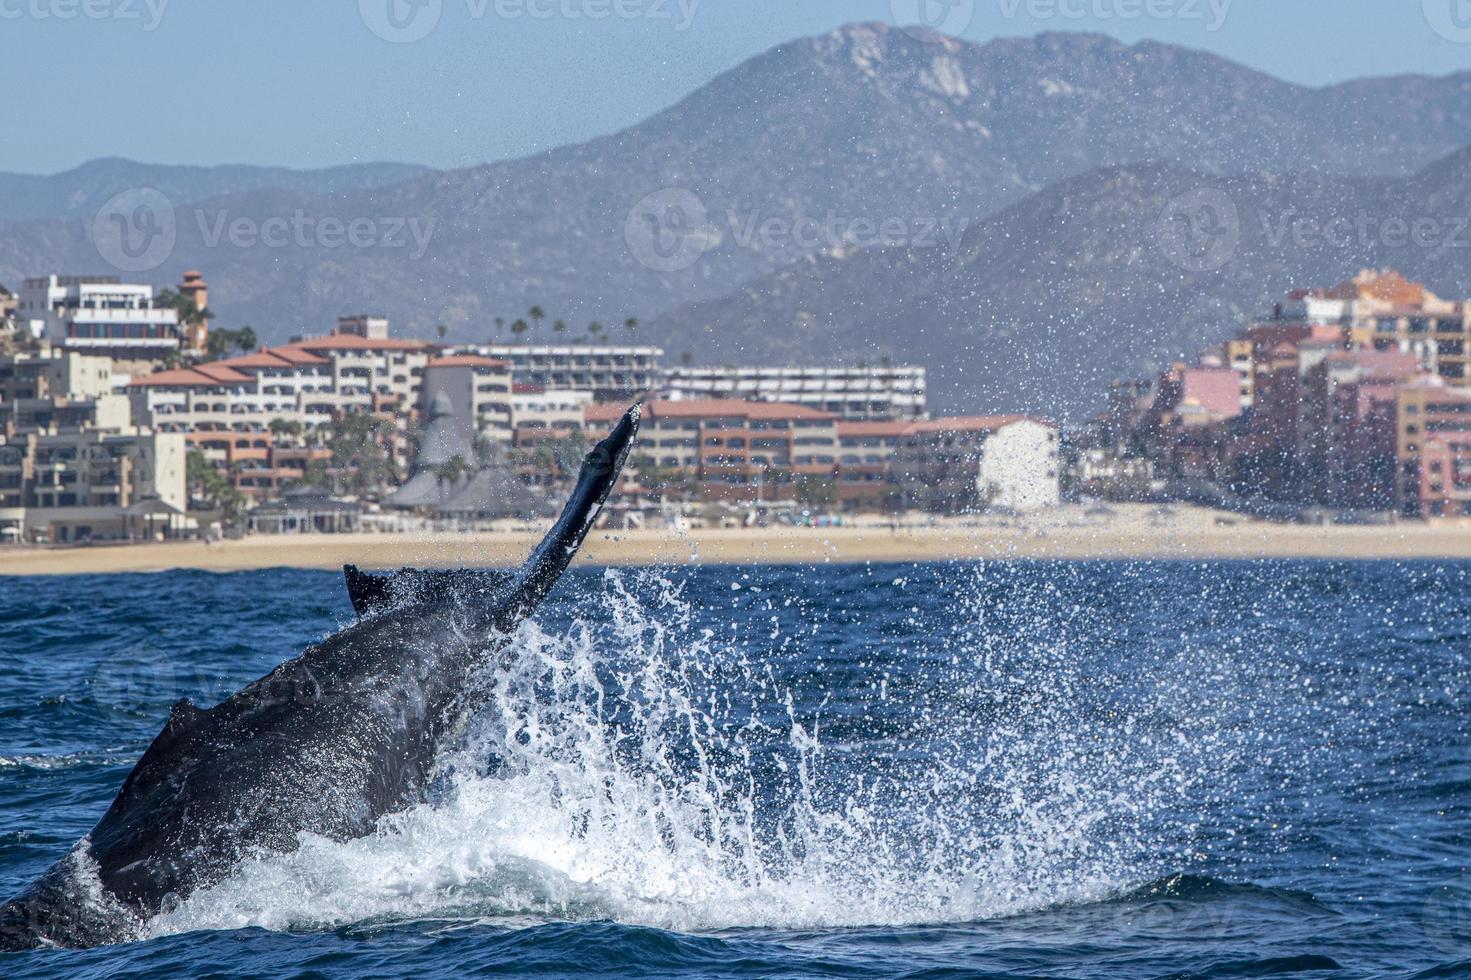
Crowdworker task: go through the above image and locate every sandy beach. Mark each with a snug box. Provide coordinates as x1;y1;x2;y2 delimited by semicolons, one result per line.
1;505;1468;576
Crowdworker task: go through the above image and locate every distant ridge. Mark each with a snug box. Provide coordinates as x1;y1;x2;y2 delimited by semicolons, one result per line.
2;24;1470;415
0;158;432;224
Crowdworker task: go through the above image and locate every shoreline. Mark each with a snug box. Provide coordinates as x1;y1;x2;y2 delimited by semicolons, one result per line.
2;505;1470;576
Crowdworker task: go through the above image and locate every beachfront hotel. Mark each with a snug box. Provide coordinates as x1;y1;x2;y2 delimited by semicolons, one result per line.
661;364;927;421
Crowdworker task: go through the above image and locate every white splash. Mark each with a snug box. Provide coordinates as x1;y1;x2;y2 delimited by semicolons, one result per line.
151;566;1180;940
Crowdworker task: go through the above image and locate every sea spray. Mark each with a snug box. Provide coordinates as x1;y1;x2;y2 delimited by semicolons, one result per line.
149;563;1238;939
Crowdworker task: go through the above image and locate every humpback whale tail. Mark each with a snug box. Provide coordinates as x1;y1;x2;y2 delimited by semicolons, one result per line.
341;403;641;621
495;402;640;626
0;403;642;953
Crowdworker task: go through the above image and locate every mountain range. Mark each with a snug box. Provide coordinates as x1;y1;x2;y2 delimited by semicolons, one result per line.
3;23;1470;417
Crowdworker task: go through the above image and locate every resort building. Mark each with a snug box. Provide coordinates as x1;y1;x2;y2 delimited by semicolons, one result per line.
467;344;664;402
510;386;593;447
587;399;840;501
16;275;184;379
893;416;1060;513
662;364;927;421
0;433;187;543
835;421;909;510
1397;381;1471;519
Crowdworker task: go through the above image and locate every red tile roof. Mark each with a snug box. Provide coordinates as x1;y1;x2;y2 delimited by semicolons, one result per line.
224;347;331;370
282;334;430;352
129;365;253;388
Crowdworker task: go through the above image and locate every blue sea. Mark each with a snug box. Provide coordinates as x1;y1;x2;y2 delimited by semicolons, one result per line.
0;561;1468;978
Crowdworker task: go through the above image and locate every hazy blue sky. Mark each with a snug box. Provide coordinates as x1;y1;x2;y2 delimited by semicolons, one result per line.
4;0;1468;173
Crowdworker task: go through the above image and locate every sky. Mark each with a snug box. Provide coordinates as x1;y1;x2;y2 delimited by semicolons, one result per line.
3;0;1469;174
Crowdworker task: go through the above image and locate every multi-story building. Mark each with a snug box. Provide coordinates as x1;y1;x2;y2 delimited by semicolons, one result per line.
16;275;183;379
662;364;927;421
129;332;432;496
511;386;593;447
0;349;187;542
1396;381;1471;519
893;416;1060;513
468;344;664;402
419;354;514;449
1298;350;1421;507
587;398;839;501
835;421;909;510
280;332;433;413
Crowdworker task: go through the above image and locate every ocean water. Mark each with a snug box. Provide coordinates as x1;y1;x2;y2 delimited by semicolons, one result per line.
0;560;1467;979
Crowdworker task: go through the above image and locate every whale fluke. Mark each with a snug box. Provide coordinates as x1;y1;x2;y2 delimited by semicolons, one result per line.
0;403;641;951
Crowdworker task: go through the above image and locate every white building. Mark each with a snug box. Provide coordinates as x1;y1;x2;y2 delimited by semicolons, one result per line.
17;275;182;378
663;364;927;421
466;344;664;401
510;387;593;438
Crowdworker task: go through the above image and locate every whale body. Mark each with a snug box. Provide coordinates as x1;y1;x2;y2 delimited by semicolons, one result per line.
0;405;640;951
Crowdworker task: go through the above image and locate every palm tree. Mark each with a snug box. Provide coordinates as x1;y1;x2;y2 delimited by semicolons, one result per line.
553;320;567;336
436;323;449;341
237;326;257;352
624;317;638;336
433;454;469;487
528;306;546;336
511;319;529;338
588;321;604;344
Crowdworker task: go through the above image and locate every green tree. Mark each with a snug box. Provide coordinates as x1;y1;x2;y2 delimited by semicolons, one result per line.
326;412;398;496
185;450;246;519
157;288;214;339
432;454;470;487
528;306;546;336
269;417;304;442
